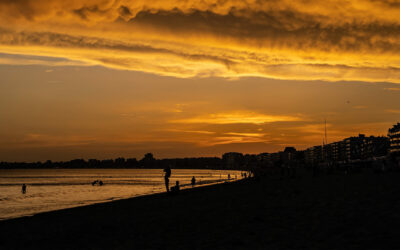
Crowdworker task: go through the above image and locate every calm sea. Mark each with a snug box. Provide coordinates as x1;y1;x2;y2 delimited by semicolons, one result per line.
0;169;242;220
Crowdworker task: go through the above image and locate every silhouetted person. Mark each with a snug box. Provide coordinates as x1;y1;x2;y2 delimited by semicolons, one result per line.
171;181;180;193
92;180;97;186
228;174;231;180
99;180;103;186
164;166;171;192
22;184;26;194
191;176;196;187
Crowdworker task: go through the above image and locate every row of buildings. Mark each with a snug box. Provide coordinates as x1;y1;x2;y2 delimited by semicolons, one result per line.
245;122;399;168
222;123;400;169
303;134;388;164
302;122;400;164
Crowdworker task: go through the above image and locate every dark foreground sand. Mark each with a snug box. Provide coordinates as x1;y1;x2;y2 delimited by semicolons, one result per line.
1;169;400;250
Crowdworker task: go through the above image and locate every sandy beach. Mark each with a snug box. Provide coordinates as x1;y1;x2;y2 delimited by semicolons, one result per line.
1;168;400;249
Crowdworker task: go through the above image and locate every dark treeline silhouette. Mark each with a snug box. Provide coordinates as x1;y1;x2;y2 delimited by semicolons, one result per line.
0;151;274;171
0;153;235;170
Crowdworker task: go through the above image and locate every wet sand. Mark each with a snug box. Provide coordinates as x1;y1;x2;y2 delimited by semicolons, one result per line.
1;169;400;249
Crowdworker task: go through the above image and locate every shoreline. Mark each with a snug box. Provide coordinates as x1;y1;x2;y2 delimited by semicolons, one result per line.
0;177;241;222
0;168;243;221
2;169;400;249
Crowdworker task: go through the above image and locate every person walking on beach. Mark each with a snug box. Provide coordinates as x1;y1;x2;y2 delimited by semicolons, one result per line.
164;166;171;192
191;176;196;187
21;184;26;194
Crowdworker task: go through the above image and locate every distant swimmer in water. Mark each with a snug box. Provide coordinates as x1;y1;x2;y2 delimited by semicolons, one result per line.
191;176;196;187
163;166;171;192
22;184;26;194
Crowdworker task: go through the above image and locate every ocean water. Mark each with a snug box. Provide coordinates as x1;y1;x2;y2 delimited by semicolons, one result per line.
0;169;243;220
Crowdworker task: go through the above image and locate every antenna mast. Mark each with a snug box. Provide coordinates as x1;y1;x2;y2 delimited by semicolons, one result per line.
324;118;328;145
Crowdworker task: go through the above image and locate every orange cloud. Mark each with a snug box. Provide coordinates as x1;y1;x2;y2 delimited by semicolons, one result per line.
225;132;265;137
386;109;400;114
12;133;96;148
170;111;302;125
384;88;400;91
2;1;400;82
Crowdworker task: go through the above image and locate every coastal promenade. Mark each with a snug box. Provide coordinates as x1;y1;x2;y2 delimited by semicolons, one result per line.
1;169;400;249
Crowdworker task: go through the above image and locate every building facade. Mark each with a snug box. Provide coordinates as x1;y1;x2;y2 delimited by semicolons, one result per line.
388;123;400;154
303;134;389;164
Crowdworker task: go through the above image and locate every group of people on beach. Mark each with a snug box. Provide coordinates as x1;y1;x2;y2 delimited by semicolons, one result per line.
164;166;182;192
19;168;238;195
19;168;236;196
91;180;103;186
163;166;197;193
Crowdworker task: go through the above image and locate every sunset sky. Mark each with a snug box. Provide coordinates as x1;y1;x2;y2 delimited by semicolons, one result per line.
1;0;399;161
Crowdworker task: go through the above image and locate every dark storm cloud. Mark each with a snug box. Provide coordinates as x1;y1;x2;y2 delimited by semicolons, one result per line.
129;9;400;53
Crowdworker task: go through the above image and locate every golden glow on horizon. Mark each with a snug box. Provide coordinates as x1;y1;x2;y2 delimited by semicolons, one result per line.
170;112;302;125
